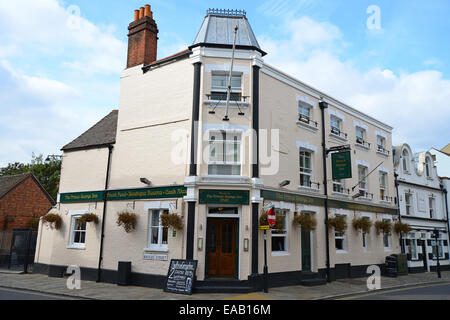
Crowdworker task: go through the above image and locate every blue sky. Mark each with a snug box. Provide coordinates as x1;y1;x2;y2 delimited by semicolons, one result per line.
0;0;449;166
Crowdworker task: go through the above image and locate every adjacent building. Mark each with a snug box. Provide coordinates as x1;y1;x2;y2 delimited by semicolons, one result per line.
0;173;55;231
393;144;450;272
35;6;402;292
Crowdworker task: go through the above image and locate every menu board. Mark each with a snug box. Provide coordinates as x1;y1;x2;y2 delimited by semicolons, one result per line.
164;259;198;295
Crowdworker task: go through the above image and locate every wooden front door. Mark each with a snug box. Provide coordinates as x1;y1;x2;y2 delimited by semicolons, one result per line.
207;219;237;277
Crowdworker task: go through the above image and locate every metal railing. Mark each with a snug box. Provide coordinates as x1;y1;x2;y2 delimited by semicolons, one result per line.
330;127;348;139
207;8;247;16
356;137;371;148
377;145;390;155
298;115;319;128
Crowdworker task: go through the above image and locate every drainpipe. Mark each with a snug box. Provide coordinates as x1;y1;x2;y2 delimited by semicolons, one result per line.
97;144;113;282
394;172;405;254
319;101;331;283
440;184;450;254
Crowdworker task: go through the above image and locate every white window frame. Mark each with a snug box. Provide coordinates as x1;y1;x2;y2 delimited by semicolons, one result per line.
271;209;289;256
425;157;432;178
402;149;410;173
383;219;391;251
147;209;169;252
358;165;368;194
69;215;87;249
432;239;445;259
377;135;386;152
332;179;345;194
211;72;242;92
379;171;388;200
299;149;314;188
334;214;347;253
429;196;435;219
330;115;342;135
409;237;418;260
298;102;312;123
207;130;243;176
405;193;412;215
355;126;366;145
362;232;369;252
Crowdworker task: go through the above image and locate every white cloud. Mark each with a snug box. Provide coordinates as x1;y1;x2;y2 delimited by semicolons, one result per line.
259;16;450;151
0;0;126;75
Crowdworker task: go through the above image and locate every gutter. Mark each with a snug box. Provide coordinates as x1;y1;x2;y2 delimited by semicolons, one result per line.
96;144;114;282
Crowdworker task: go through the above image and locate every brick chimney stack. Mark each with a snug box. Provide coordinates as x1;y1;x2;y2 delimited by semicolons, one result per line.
126;4;158;68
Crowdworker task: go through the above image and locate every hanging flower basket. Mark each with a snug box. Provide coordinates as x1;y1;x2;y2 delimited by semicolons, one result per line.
293;213;317;231
375;220;392;235
352;217;372;234
41;213;62;230
116;211;137;233
160;213;183;230
328;215;347;234
78;213;99;226
394;221;412;235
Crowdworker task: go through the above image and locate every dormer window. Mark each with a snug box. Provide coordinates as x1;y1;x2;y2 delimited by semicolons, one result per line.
425;157;432;178
402;149;410;173
210;73;242;101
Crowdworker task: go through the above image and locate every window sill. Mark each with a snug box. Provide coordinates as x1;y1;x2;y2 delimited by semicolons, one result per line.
355;143;371;151
379;200;393;204
384;248;392;252
357;196;373;201
298;185;320;192
144;247;168;253
336;250;348;254
296;121;319;133
332;191;349;197
271;251;290;257
377;151;389;157
67;245;86;250
329;133;348;142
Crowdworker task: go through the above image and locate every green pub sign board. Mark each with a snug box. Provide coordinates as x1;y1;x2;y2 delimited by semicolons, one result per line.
332;151;352;180
199;190;250;205
60;186;187;203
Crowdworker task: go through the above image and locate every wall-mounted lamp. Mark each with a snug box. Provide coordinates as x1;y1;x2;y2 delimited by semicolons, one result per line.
140;177;152;186
197;238;203;251
244;238;249;252
279;180;291;188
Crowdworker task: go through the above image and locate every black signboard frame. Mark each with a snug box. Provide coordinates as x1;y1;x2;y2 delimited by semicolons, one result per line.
164;259;198;295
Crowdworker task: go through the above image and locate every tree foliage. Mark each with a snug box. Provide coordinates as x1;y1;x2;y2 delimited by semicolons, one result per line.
0;153;61;201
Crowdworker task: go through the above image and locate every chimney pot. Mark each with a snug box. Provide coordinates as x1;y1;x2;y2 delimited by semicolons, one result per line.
127;5;158;68
144;4;151;17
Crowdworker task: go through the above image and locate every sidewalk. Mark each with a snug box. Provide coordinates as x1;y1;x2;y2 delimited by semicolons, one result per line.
0;271;449;300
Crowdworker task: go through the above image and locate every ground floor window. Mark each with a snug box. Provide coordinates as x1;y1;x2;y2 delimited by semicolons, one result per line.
362;232;368;251
271;210;288;253
383;219;391;249
149;209;169;251
432;239;444;259
70;216;86;248
408;238;418;260
335;232;346;251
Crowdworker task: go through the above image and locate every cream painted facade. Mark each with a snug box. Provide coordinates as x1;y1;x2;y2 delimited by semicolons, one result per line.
35;10;403;291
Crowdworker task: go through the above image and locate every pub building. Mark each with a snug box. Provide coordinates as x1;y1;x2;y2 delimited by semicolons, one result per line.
34;6;401;292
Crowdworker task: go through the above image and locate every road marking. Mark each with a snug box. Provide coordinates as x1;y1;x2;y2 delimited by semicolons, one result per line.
337;282;450;300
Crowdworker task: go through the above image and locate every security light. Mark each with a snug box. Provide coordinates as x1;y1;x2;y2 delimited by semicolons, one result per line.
279;180;290;187
140;177;151;186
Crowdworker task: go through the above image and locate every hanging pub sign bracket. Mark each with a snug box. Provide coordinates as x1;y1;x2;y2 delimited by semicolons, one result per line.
326;144;351;155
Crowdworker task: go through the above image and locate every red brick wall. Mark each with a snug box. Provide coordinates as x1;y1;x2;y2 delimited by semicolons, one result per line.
127;16;158;68
0;177;54;231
